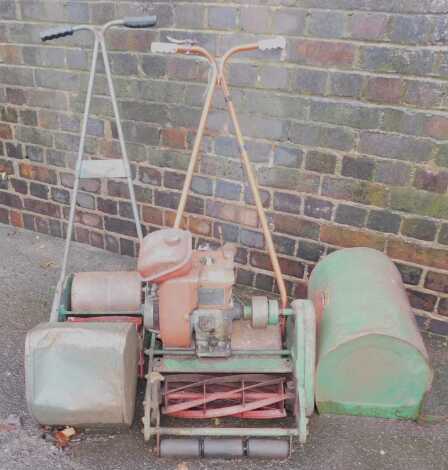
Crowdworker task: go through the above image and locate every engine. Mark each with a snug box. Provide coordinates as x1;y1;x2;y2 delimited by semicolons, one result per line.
139;228;242;357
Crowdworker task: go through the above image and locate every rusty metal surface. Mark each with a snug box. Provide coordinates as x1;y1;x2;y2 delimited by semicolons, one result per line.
231;320;282;350
158;264;200;348
137;228;192;282
71;271;141;313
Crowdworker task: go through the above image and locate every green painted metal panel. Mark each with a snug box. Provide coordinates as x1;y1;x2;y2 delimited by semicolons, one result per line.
309;247;432;420
154;355;292;373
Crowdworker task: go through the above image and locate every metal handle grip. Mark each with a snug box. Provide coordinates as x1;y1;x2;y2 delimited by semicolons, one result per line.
40;26;74;41
151;42;178;54
123;15;157;28
258;37;286;51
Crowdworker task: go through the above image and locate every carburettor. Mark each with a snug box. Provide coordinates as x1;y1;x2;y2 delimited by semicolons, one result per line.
138;228;241;356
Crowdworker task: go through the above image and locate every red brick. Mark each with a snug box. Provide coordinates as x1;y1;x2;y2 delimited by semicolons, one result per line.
414;168;448;193
23;198;60;218
424;116;448;140
406;288;437;312
206;200;258;228
139;166;162;186
0;191;23;209
107;180;128;198
75;226;90;244
0;159;13;175
365;77;403;104
6;88;26;105
424;271;448;293
437;298;448;317
272;213;320;240
90;231;104;249
250;251;305;278
19;162;57;185
404;81;444;108
388;239;448;271
162;127;188;149
0;207;9;224
35;216;49;235
76;210;103;229
294;40;355;67
294;280;308;299
0;123;13;140
97;197;117;215
142;206;163;226
188;216;212;236
9;210;23;227
0;45;22;64
320;225;385;250
350;13;389;41
10;178;28;195
108;29;155;52
164;210;187;229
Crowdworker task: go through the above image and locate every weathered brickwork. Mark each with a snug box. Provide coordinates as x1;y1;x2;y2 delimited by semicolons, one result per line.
1;1;448;334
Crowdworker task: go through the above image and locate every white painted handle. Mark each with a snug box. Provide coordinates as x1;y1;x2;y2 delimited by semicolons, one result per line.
151;42;178;54
258;37;286;51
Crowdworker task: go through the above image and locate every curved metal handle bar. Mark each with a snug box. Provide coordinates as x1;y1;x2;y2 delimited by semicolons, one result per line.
220;42;259;74
170;46;218;228
168;40;288;308
218;43;288;309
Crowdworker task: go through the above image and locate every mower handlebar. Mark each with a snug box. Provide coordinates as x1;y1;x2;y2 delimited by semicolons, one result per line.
122;15;157;28
40;26;74;42
41;15;157;42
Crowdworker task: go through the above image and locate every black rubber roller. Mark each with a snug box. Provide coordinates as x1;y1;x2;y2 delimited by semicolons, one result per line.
246;438;290;458
203;438;244;458
160;438;200;458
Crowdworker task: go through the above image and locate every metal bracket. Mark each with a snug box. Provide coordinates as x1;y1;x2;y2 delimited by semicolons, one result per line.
79;159;128;178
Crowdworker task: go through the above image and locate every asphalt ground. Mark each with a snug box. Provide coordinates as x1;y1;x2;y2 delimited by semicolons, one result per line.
0;223;447;470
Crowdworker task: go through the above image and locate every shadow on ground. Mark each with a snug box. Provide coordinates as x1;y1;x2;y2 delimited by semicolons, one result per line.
0;224;447;470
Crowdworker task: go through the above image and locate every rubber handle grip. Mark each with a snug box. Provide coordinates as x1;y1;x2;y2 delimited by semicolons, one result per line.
258;37;286;51
123;15;157;28
40;26;74;42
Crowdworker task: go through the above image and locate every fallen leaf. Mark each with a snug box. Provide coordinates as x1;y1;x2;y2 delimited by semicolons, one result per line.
40;261;56;269
61;427;76;438
177;463;189;470
53;426;77;448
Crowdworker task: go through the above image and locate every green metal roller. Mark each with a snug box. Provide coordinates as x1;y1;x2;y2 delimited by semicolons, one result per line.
308;247;433;420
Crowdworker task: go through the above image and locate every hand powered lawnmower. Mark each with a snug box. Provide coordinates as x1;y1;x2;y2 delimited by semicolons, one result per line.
25;24;316;459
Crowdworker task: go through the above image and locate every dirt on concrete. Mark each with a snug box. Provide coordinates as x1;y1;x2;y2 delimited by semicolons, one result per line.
0;224;447;470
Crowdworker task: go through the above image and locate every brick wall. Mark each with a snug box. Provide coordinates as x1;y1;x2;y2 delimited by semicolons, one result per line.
1;0;448;335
